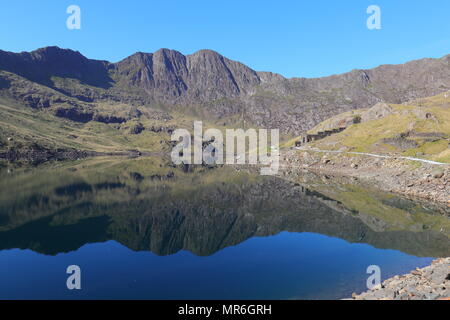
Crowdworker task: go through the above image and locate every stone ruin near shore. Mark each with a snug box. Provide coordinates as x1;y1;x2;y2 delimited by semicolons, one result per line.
295;127;346;147
294;102;394;147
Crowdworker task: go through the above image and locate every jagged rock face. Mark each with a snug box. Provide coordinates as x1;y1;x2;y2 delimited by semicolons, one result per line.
116;50;188;99
115;49;260;102
0;46;449;133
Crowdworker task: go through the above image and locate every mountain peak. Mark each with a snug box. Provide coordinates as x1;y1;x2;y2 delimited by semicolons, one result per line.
31;46;81;55
27;46;88;65
0;46;111;88
190;49;222;57
154;48;182;55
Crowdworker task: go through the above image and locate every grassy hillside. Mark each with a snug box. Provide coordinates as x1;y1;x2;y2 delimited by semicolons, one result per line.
0;97;253;154
0;101;166;153
0;94;295;157
296;91;450;163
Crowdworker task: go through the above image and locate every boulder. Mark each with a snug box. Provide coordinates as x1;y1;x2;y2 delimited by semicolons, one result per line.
361;103;393;122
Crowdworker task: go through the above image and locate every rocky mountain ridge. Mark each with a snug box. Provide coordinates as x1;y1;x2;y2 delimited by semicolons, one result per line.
1;46;449;134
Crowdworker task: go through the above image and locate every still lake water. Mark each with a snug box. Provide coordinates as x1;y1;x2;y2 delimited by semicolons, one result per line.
0;157;448;299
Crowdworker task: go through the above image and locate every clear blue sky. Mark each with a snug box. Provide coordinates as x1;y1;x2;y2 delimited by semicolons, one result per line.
0;0;449;78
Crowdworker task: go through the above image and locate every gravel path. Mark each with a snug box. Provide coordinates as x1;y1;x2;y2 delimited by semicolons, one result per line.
294;147;449;166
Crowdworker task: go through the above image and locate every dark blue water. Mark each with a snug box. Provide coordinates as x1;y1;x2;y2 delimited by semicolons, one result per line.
0;233;434;299
0;160;448;299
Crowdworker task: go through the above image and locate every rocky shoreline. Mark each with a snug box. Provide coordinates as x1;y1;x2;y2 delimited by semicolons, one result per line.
282;149;450;206
282;149;450;300
348;258;450;300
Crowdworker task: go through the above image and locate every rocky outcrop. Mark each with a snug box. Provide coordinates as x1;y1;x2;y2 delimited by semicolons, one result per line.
349;258;450;300
381;135;419;150
361;102;394;122
127;122;145;134
92;113;126;124
53;106;93;122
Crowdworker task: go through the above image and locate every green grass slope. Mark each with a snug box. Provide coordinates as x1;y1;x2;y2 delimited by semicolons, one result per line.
299;91;450;163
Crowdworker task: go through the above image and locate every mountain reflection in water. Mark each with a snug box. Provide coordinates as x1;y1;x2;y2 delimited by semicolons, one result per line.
0;157;449;299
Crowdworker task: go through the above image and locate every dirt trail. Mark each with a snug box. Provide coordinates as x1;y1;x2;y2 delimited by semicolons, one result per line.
295;147;449;166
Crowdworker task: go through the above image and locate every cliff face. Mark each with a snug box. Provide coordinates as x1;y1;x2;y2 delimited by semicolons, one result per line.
0;46;449;134
114;49;261;101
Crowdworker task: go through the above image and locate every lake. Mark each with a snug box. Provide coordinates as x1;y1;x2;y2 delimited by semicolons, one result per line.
0;157;448;299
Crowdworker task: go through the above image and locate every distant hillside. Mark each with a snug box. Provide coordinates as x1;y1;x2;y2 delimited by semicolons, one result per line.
301;91;450;163
0;46;449;154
